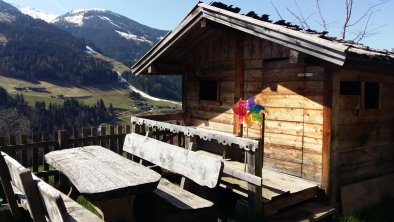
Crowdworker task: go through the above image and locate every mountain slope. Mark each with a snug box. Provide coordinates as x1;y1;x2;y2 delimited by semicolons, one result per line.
0;0;116;85
14;4;58;23
54;9;167;65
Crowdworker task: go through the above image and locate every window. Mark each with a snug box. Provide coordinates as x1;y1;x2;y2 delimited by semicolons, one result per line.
364;82;380;109
339;80;381;110
340;81;361;95
198;79;221;105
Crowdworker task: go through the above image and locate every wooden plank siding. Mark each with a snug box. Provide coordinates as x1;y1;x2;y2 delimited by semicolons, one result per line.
331;69;394;186
185;32;325;183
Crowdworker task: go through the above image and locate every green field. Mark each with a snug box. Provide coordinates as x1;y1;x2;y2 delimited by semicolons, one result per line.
0;76;180;123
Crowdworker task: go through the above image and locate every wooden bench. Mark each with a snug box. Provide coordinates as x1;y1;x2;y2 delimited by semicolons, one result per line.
0;152;103;222
123;133;223;221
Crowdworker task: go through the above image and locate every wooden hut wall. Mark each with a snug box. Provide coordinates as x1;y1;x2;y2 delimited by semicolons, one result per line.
185;32;324;183
246;35;325;183
186;32;236;133
331;69;394;186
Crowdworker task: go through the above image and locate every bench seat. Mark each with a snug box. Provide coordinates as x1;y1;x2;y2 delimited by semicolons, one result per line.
154;178;214;210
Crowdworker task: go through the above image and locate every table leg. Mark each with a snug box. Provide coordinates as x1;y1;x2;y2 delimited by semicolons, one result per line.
93;195;136;222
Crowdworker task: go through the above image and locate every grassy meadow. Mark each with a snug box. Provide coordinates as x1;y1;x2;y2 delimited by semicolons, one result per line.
0;76;180;125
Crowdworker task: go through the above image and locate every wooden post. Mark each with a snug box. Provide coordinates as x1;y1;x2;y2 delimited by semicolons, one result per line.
182;72;187;113
0;137;5;153
233;33;245;136
180;142;197;190
21;134;28;167
125;125;131;134
73;128;79;148
9;135;16;158
247;145;263;221
91;127;98;145
176;122;182;147
32;134;38;173
100;126;107;148
58;130;68;150
42;132;49;182
117;125;124;155
58;130;68;192
0;153;22;220
322;69;333;197
53;131;59;186
109;125;115;152
19;169;46;222
82;128;89;146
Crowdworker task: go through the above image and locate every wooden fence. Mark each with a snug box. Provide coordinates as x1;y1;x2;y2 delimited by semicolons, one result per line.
0;125;131;185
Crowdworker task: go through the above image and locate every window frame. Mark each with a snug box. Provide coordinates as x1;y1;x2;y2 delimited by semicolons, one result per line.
339;80;381;110
197;78;222;106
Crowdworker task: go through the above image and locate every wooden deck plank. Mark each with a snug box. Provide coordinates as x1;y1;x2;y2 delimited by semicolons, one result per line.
270;200;336;222
195;150;318;200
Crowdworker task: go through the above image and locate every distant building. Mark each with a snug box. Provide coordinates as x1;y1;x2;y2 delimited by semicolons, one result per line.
14;86;25;91
27;87;47;92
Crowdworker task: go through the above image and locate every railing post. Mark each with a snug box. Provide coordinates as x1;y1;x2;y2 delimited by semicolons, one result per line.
0;137;4;153
91;127;98;145
58;130;69;192
82;128;89;146
32;133;39;173
42;132;50;182
73;128;79;147
125;125;131;134
109;125;115;152
58;130;68;150
100;126;107;148
53;130;59;186
246;113;265;222
21;134;28;167
117;125;123;155
8;135;16;158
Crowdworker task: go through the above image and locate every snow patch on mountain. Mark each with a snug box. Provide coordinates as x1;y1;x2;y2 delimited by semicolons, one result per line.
71;8;108;14
63;13;84;26
116;72;180;104
13;5;57;23
85;46;98;54
99;16;121;29
0;12;15;22
115;30;153;45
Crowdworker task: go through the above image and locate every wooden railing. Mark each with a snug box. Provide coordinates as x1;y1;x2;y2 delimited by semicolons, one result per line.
130;116;264;221
0;125;131;185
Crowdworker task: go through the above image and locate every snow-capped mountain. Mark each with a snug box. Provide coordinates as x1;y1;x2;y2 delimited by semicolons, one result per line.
13;4;58;23
54;9;167;65
0;0;116;84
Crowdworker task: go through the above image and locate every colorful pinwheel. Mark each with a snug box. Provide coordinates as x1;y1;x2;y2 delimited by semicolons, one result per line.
232;96;264;128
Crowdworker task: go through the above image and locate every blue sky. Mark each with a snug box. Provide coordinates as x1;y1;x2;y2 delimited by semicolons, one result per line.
4;0;394;50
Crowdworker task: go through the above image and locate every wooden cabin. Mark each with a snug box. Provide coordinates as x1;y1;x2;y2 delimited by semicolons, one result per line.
131;2;394;214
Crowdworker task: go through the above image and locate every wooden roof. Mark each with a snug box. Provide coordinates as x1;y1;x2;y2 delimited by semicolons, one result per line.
131;2;394;74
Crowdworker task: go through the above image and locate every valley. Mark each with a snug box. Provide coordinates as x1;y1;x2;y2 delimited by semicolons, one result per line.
0;75;181;124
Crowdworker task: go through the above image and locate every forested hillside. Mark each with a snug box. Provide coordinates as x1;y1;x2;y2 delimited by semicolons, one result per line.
123;72;182;101
0;86;113;136
0;1;116;85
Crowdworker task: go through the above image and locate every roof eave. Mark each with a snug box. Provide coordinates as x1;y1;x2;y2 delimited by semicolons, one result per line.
131;3;351;75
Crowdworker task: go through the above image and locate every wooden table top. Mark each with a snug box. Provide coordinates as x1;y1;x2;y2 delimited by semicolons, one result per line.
44;146;161;201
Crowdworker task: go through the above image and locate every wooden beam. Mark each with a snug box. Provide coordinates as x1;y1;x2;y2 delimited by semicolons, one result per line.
329;70;340;204
233;33;245;135
182;72;187;113
322;69;333;196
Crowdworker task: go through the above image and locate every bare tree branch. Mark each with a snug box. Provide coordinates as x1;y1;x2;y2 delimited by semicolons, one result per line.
286;0;315;29
315;0;328;32
270;1;283;20
343;0;389;39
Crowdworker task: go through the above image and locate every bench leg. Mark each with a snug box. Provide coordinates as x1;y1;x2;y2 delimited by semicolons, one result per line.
93;195;136;222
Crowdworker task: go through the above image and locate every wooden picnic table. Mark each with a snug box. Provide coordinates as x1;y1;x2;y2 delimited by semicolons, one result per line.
44;145;161;222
